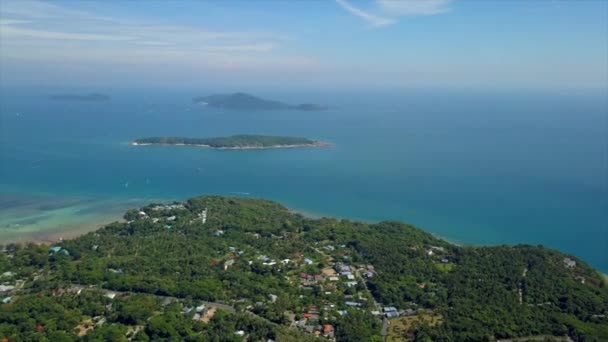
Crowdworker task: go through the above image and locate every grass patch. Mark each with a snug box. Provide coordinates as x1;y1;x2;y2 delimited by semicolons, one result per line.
386;313;443;342
435;262;454;272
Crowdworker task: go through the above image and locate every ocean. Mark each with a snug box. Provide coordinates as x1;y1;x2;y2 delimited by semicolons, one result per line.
1;87;606;271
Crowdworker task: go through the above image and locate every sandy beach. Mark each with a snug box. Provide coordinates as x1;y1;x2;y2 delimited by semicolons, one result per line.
131;141;330;150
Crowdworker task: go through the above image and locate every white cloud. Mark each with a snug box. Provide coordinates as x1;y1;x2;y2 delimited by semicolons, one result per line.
336;0;452;27
335;0;396;27
377;0;451;16
0;25;136;41
0;0;303;70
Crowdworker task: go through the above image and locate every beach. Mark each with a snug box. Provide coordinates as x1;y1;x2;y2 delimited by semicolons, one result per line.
131;141;330;150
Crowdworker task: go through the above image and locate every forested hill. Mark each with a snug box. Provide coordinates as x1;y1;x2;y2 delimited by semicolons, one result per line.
193;92;328;111
1;196;607;341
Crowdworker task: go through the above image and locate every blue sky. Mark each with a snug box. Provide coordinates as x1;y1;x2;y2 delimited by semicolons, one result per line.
0;0;606;89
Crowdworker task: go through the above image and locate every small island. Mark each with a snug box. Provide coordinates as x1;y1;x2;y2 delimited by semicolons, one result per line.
132;134;329;149
193;92;328;111
50;93;110;101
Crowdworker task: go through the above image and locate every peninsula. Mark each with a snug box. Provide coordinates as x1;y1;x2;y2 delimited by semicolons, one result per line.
193;92;328;111
1;195;607;341
132;134;328;149
49;93;110;101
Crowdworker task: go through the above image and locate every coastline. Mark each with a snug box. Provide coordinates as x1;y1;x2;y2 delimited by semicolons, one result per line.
131;141;330;150
2;195;603;275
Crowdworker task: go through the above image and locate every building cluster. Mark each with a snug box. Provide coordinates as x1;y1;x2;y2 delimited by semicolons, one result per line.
150;203;186;211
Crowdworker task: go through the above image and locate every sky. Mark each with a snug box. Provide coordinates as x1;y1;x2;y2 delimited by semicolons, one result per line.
0;0;607;89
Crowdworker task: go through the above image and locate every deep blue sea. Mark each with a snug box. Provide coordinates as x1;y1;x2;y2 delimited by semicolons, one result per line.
1;87;606;272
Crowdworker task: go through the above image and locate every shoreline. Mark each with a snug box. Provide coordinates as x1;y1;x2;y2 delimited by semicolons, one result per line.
131;141;330;150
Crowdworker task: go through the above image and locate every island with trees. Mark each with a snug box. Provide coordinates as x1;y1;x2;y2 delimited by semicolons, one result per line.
1;195;607;341
49;93;110;101
132;134;329;149
193;92;328;111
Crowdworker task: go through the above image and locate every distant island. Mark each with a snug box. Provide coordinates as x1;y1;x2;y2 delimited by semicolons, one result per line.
50;93;110;101
132;134;328;149
193;92;328;111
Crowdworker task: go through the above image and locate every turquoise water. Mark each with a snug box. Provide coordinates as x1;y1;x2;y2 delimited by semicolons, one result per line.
1;88;606;271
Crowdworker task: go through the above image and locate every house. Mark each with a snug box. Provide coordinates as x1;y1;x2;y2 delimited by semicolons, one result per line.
323;324;334;337
224;259;235;270
213;230;224;237
346;281;358;287
346;274;355;280
386;311;400;318
193;313;201;320
182;306;193;314
49;246;69;255
304;258;314;265
235;331;245;336
108;268;124;275
196;304;206;313
2;296;12;304
300;273;309;279
563;257;576;268
269;294;278;303
336;264;351;273
345;301;362;307
303;313;319;320
104;292;117;300
328;276;339;281
441;258;449;263
363;271;374;278
383;307;398;313
314;274;324;282
0;285;14;294
281;259;291;265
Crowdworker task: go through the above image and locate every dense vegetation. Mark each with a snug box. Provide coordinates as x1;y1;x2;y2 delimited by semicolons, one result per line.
133;135;320;148
1;196;607;341
192;92;327;111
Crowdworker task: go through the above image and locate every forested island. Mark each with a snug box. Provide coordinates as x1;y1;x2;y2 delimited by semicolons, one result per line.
132;135;328;149
49;93;110;101
193;92;328;111
1;196;607;341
